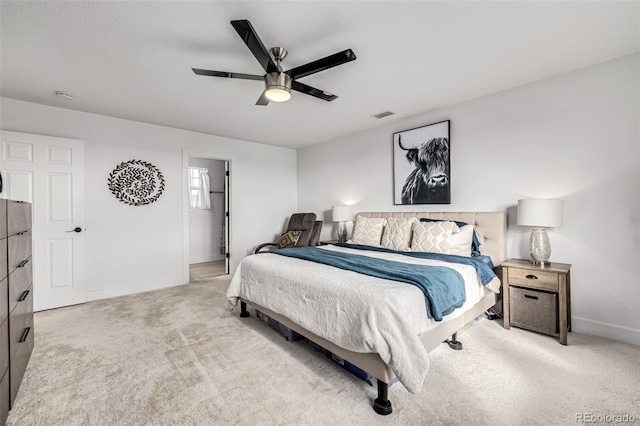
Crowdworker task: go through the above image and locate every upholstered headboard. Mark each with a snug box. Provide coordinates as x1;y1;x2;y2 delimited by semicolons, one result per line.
357;211;507;266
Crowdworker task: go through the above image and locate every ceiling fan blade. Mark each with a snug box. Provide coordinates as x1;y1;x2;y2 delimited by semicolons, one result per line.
230;20;278;73
192;68;264;81
255;91;270;106
286;49;356;80
291;80;338;102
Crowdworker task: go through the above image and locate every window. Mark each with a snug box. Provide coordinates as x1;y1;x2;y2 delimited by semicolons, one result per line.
188;167;211;209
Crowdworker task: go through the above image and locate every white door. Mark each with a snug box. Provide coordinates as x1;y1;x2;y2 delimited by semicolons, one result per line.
0;130;85;311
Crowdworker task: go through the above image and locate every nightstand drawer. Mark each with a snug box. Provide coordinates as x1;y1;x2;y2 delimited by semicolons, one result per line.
508;268;558;292
510;286;558;335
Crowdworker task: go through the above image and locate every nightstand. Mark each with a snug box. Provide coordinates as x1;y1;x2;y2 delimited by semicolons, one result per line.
501;259;572;345
317;240;339;246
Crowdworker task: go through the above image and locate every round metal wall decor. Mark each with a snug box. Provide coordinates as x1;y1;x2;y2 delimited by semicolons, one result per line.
107;159;165;206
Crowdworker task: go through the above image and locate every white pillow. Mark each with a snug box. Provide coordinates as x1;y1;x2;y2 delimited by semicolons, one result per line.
381;217;416;251
348;216;387;246
411;220;455;253
449;224;474;257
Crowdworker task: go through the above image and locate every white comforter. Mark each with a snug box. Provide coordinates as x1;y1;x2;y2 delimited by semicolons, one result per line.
226;245;499;393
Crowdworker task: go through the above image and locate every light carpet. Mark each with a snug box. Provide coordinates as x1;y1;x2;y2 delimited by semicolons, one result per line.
6;275;640;425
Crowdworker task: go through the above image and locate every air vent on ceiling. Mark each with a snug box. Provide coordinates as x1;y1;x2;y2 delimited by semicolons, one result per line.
55;91;73;101
371;111;394;119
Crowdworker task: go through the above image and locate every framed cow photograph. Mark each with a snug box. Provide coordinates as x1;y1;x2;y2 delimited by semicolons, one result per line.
393;120;450;205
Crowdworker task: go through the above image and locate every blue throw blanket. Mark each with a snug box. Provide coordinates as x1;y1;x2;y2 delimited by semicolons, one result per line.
272;246;465;321
335;243;497;286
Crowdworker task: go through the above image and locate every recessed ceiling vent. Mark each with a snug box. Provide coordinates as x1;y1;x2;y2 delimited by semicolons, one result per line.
372;111;394;119
55;91;73;101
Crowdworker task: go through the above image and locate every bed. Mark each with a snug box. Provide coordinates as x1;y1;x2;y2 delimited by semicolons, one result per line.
227;211;506;415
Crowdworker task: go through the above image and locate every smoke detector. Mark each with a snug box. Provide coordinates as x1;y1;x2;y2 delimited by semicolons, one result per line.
371;110;394;119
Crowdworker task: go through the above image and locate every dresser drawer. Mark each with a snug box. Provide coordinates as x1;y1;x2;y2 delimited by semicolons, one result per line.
510;286;558;335
508;267;558;292
8;259;32;315
0;200;6;239
0;316;8;382
7;200;31;237
8;233;32;272
9;317;33;408
9;285;33;361
0;276;7;322
0;368;8;426
0;238;7;281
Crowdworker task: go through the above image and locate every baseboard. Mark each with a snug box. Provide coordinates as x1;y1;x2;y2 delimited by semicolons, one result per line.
572;316;640;346
86;275;189;302
189;254;225;264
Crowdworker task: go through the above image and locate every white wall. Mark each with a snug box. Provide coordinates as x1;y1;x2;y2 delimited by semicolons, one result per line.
0;97;298;300
188;157;226;264
297;54;640;345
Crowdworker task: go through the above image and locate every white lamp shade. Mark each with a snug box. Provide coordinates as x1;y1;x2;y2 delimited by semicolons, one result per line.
332;205;353;222
517;199;564;228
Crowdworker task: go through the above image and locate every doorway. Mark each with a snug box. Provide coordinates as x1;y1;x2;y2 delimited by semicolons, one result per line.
0;130;86;311
183;150;230;281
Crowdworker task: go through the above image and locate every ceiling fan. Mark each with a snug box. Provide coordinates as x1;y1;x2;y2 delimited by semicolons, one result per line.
192;20;356;106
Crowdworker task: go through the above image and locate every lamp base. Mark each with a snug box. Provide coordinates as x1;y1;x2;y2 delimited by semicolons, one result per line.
337;221;348;243
530;259;551;267
529;227;551;264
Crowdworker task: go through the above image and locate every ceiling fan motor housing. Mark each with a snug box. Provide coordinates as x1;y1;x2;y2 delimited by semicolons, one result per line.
265;72;292;101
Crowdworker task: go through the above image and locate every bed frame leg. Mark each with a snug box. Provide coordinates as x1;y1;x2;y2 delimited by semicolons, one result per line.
373;381;393;415
240;301;250;318
446;332;463;350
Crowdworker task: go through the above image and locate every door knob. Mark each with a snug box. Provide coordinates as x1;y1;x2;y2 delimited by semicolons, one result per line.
66;227;83;233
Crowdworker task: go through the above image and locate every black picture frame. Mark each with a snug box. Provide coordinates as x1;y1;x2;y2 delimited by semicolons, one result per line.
393;120;451;205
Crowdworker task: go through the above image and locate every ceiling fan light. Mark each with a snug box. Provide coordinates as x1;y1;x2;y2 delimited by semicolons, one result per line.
265;87;291;102
265;72;292;102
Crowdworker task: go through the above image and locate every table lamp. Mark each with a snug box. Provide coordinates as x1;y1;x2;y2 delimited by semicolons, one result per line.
332;205;353;243
517;198;563;265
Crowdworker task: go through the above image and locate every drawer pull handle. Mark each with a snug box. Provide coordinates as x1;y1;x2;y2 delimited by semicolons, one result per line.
18;290;30;301
17;259;30;268
19;327;31;343
525;274;538;280
524;294;539;300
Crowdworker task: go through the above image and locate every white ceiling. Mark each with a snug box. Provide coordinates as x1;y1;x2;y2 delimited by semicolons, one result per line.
1;1;638;149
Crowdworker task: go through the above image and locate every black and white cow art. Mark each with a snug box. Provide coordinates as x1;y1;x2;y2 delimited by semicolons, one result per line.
399;135;450;204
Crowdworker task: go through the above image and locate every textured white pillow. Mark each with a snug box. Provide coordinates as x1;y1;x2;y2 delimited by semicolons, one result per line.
381;217;416;251
349;216;387;246
411;220;455;253
449;224;474;257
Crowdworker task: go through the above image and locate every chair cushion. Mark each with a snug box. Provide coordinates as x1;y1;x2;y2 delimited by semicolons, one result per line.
288;213;317;230
287;213;317;247
309;221;323;246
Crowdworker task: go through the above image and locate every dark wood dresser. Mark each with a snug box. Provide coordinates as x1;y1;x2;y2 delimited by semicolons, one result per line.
0;200;33;424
